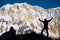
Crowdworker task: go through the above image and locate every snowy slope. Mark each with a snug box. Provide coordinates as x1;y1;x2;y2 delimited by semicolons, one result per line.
0;3;60;38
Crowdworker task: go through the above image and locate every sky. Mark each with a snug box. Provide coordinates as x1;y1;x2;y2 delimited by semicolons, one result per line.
0;0;60;9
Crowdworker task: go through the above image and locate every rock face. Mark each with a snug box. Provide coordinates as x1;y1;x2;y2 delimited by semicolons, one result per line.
0;3;60;38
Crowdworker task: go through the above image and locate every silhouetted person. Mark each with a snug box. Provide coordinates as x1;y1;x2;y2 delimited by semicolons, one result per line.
9;26;16;35
0;26;16;40
39;18;53;37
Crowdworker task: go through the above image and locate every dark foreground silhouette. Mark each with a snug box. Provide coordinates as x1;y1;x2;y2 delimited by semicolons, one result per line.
0;27;53;40
39;18;53;37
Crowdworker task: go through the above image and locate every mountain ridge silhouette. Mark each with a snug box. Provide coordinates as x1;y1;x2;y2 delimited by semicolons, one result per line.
0;27;53;40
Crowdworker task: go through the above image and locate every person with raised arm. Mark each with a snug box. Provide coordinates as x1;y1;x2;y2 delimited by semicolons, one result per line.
39;17;53;37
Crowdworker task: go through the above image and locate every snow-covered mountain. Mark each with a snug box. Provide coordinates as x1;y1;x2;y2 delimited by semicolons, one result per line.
0;3;60;39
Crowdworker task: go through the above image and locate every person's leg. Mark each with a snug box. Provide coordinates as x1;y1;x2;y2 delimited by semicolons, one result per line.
41;28;44;35
46;29;48;37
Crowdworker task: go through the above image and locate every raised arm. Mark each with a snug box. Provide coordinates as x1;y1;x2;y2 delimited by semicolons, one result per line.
48;17;53;22
39;19;44;22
